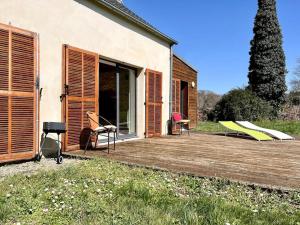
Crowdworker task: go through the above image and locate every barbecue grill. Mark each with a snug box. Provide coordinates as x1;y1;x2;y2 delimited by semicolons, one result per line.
38;122;66;164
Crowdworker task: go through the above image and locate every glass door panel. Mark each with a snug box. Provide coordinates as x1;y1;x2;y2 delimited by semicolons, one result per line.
118;66;136;136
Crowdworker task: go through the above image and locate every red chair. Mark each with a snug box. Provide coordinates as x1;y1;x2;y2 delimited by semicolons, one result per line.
171;112;190;135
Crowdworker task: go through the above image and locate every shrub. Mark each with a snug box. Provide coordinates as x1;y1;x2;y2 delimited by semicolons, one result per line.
210;88;273;121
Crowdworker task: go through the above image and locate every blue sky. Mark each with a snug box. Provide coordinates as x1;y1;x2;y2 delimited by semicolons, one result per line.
125;0;300;94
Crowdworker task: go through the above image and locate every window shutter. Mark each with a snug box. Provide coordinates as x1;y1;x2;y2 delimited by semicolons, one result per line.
0;24;37;162
63;45;99;151
172;79;180;113
0;28;9;155
172;80;176;112
0;96;8;155
146;69;162;137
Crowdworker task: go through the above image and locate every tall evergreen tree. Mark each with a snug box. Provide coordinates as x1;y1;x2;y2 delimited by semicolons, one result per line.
248;0;287;112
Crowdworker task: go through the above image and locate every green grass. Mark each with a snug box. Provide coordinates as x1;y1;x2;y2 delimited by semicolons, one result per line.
195;120;300;136
0;159;299;225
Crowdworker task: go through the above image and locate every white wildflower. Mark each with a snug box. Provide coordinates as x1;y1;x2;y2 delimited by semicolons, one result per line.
43;208;49;213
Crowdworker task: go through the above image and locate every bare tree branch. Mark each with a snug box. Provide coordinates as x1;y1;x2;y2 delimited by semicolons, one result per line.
290;58;300;92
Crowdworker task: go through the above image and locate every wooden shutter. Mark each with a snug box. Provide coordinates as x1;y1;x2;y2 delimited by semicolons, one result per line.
172;79;180;113
0;23;37;163
146;69;162;137
63;45;99;151
172;79;181;132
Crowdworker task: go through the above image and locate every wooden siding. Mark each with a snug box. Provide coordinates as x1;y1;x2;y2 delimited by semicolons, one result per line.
173;55;198;128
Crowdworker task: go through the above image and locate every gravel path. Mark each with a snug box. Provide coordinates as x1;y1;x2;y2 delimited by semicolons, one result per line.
0;158;83;181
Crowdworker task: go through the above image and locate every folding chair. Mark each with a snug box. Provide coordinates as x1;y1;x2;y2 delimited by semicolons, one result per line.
85;111;117;153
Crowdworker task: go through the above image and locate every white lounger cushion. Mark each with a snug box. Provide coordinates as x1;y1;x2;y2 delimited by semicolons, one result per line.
236;121;294;140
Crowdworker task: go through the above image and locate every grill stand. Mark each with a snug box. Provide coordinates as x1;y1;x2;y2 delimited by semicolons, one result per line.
38;132;64;164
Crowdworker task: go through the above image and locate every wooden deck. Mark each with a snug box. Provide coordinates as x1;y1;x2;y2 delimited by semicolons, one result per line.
64;133;300;190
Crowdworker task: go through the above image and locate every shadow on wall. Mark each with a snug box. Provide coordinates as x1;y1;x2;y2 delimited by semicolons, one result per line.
40;128;95;156
80;128;93;150
40;134;60;158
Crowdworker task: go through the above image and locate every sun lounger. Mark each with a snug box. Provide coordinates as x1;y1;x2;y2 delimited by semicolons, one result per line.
219;121;273;141
236;121;294;140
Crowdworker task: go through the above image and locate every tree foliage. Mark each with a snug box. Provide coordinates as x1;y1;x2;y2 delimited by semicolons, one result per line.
248;0;287;111
211;89;273;121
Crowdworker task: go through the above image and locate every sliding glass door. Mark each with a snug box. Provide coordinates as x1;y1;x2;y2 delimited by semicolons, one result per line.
99;61;136;139
119;66;136;136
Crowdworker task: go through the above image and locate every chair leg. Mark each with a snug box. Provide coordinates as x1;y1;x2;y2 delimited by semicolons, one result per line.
94;134;98;149
84;133;92;154
107;131;110;154
113;131;116;150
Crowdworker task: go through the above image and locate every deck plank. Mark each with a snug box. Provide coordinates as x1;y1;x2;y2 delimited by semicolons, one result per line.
64;133;300;190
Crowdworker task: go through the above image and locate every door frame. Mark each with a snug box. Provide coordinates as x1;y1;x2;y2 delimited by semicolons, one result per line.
180;80;189;118
99;60;138;139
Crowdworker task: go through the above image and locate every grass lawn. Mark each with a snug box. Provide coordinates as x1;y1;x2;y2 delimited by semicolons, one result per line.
0;159;299;225
196;120;300;136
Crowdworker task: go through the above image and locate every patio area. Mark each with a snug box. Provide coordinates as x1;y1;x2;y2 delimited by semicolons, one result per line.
64;132;300;190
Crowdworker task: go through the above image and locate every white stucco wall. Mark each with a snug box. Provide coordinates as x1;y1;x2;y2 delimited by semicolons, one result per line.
0;0;172;138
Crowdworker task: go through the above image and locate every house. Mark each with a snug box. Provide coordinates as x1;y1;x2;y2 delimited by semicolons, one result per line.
172;54;198;129
0;0;197;163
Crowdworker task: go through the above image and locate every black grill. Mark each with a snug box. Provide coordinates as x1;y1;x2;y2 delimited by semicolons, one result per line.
43;122;66;135
39;122;67;164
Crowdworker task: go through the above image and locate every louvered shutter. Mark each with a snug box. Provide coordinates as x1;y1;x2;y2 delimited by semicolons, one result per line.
0;24;37;162
146;69;162;137
63;45;99;151
172;79;180;113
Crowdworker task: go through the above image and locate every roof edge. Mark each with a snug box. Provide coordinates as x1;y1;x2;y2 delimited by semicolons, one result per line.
173;54;198;73
95;0;178;45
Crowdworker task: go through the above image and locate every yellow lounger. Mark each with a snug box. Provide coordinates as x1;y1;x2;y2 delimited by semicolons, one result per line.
219;121;273;141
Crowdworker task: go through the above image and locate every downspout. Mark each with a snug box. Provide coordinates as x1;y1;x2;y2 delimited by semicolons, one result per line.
169;45;173;118
168;44;174;135
36;33;40;158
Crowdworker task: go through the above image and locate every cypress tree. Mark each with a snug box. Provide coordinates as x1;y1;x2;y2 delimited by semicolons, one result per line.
248;0;287;113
